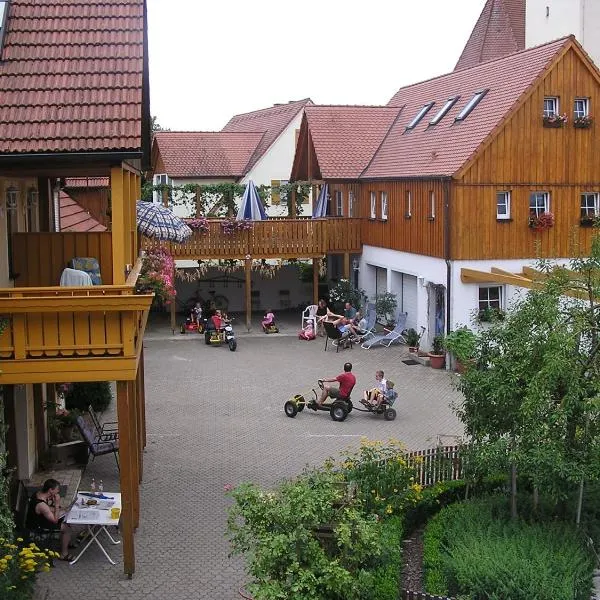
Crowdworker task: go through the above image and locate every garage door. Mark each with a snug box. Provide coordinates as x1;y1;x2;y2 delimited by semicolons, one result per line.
375;267;387;296
401;274;418;330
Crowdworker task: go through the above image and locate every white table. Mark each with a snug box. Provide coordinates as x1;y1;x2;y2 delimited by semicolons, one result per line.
66;491;121;565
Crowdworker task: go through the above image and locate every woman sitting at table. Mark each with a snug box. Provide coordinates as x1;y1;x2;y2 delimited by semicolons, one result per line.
26;478;73;561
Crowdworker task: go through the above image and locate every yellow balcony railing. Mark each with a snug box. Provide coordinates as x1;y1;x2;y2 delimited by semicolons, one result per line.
0;285;153;384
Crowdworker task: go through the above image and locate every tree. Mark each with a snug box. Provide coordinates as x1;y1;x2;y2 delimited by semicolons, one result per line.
455;238;600;519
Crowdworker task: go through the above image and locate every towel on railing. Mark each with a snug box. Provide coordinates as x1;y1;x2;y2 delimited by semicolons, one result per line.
59;268;93;287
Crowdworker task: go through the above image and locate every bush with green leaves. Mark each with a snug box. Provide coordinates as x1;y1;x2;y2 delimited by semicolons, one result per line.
227;467;391;600
65;382;112;413
374;292;397;325
423;497;595;600
327;279;367;312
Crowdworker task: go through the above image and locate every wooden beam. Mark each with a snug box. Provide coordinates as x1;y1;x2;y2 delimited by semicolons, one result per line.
312;257;319;306
111;166;126;285
128;379;140;530
117;380;135;577
343;253;350;280
170;296;176;334
490;267;532;282
245;257;252;331
460;268;537;288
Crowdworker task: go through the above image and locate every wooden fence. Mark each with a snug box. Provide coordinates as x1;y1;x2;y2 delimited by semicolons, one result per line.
406;445;464;486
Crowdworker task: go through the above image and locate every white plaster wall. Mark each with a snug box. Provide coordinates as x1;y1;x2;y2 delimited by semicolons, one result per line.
242;111;311;217
526;0;600;67
169;177;236;218
449;257;571;329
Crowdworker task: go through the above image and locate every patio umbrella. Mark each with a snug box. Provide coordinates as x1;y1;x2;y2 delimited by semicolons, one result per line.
312;183;329;218
136;200;192;243
236;180;267;221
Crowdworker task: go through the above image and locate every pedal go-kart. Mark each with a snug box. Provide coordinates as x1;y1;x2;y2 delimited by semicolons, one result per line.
284;380;396;422
180;317;204;334
263;322;279;334
204;321;237;351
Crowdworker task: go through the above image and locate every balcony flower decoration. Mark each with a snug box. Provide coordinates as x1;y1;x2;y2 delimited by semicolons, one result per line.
185;217;210;233
135;247;176;307
580;214;600;227
574;115;593;129
542;113;568;128
528;211;555;232
221;218;253;236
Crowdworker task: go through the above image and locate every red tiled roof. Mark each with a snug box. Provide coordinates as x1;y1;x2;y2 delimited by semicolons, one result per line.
222;99;312;171
153;131;266;178
64;177;109;188
0;0;146;154
361;38;570;179
455;0;525;71
304;106;401;179
59;191;107;232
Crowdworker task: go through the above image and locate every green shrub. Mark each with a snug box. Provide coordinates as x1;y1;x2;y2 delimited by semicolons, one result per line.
424;497;595;600
65;381;112;413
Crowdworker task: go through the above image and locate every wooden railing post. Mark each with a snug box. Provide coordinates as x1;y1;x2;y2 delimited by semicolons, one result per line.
312;257;320;306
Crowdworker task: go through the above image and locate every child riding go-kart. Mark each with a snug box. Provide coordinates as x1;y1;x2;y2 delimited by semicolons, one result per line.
204;311;237;351
284;379;396;422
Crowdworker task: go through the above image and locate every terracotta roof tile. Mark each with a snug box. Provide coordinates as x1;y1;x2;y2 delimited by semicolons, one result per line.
304;106;401;179
0;0;145;154
222;99;312;171
59;191;107;232
361;38;569;179
455;0;525;71
153;131;266;178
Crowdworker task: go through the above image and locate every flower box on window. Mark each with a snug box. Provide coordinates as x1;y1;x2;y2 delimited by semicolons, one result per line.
542;114;568;128
528;211;555;231
574;116;593;129
580;216;599;228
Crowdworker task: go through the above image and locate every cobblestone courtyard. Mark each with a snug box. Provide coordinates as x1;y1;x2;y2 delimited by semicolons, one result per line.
35;324;464;599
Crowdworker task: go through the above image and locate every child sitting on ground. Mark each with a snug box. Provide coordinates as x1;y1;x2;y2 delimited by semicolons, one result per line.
298;319;316;340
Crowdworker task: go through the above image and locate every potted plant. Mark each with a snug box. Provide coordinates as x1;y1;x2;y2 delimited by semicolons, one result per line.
542;113;568;128
404;327;422;352
580;215;599;227
428;334;446;369
528;211;555;231
574;115;593;129
476;306;506;324
445;327;477;373
375;292;398;327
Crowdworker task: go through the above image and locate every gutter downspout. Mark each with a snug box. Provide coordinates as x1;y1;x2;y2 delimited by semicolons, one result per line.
443;178;451;335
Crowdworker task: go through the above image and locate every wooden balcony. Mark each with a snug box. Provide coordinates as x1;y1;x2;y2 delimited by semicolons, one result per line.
145;217;362;260
0;286;153;384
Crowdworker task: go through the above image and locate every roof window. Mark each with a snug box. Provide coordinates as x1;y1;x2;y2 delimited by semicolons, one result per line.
405;102;434;131
455;90;488;121
429;96;460;126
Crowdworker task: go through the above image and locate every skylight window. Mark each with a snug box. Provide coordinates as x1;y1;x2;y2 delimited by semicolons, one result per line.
455;90;488;121
405;102;434;130
429;96;460;126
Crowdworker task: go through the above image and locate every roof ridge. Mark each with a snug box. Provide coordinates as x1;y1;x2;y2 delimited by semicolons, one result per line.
155;130;266;135
229;98;311;119
307;104;395;109
389;36;571;103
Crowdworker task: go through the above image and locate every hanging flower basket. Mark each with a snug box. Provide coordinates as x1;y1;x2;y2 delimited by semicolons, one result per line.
221;218;253;235
528;211;555;231
542;114;568;128
574;116;593;129
186;217;210;233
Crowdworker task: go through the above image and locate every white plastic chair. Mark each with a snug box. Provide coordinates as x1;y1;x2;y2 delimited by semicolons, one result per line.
301;304;318;329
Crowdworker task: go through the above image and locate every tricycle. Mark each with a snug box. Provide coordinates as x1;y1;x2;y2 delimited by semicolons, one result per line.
284;380;396;422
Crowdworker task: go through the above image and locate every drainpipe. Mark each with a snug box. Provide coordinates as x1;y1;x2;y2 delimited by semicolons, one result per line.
443;178;451;334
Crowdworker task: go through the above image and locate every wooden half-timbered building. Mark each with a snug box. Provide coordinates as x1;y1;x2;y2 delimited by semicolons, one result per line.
292;36;600;347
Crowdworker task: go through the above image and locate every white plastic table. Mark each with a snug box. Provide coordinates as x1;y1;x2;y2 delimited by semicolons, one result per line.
66;491;121;565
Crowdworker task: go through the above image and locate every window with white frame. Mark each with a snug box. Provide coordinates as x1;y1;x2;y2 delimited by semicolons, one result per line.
405;190;412;218
543;97;558;118
381;191;388;220
429;190;435;220
496;191;511;219
370;191;376;219
335;190;343;216
529;191;549;217
574;98;589;119
153;173;171;204
580;192;599;219
348;190;355;217
478;286;502;312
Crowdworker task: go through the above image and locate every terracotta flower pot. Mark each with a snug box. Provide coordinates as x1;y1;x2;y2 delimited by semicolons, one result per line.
428;353;445;369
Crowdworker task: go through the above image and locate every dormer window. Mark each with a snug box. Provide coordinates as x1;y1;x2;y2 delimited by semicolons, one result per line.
429;96;459;126
406;102;434;131
455;90;488;121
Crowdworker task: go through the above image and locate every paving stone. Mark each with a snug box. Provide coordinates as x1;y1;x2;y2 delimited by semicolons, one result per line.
35;313;464;599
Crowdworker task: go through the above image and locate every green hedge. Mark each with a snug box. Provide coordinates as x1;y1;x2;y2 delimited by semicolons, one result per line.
423;497;595;600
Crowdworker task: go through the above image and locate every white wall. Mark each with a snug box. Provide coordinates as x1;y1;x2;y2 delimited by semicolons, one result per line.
169;177;235;218
526;0;600;67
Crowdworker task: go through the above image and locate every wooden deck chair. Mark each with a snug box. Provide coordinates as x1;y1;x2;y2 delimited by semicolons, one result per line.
361;312;408;349
76;415;120;472
323;321;353;352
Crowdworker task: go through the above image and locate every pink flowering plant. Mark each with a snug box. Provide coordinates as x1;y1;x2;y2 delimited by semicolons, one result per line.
528;211;555;231
221;218;253;235
136;247;176;307
185;217;210;233
542;113;568;127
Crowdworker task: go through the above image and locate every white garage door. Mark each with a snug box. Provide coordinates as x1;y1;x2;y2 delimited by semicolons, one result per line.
401;274;418;330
